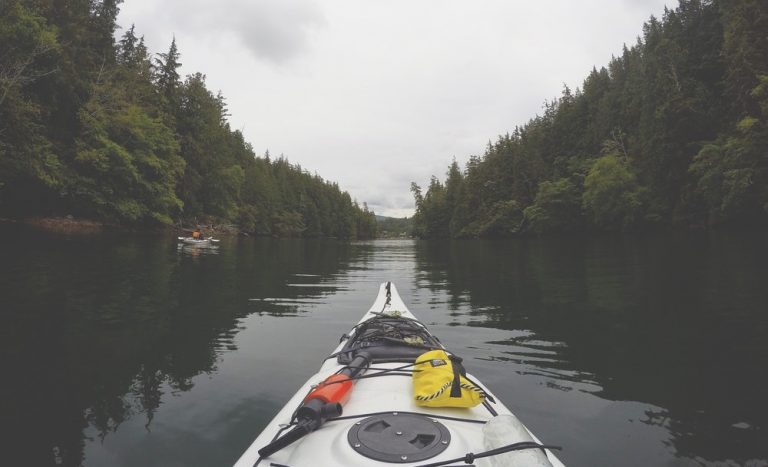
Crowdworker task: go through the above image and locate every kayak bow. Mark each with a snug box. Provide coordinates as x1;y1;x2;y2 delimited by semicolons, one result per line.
235;282;565;467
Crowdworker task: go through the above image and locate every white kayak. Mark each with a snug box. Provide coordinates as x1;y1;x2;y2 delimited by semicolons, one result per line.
177;236;220;245
235;282;565;467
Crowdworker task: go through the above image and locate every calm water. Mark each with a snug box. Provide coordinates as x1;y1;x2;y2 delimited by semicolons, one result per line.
1;225;766;467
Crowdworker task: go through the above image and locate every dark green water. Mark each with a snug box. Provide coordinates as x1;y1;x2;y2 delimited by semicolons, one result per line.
1;225;766;467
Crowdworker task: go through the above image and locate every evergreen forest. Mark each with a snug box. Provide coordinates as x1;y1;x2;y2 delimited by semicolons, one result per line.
0;0;377;238
411;0;768;238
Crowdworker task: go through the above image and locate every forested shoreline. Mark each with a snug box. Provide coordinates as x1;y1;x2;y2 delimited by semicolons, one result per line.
0;1;377;238
412;0;768;238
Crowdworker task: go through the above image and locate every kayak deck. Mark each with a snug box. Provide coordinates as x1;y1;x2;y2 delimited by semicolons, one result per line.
235;282;564;467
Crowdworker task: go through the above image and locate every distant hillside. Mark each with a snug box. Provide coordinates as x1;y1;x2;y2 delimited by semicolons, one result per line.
376;216;413;238
0;2;376;238
411;0;768;237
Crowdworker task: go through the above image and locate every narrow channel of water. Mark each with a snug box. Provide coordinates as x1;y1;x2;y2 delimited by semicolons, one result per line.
1;225;765;466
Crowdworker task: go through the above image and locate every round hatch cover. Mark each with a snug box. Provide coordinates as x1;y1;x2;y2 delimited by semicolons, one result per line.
348;412;451;463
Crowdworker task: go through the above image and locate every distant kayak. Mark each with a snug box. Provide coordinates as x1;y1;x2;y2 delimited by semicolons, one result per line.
235;282;564;467
177;236;220;245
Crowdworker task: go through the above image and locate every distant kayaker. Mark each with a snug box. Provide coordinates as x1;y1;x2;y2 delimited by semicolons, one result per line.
192;229;202;239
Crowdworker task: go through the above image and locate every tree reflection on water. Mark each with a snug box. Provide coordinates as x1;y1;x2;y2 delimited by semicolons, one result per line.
413;232;768;465
0;228;355;467
1;228;765;466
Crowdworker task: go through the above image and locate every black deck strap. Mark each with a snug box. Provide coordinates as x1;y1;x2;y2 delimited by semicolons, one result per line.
325;343;441;363
307;363;416;392
351;371;413;380
325;410;487;425
333;312;431;355
448;355;464;398
482;400;498;417
253;423;296;466
415;441;563;467
365;313;431;332
341;363;419;378
348;362;416;375
334;313;441;365
379;336;439;349
344;364;417;372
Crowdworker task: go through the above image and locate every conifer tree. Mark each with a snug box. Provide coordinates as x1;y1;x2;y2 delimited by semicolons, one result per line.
155;37;182;109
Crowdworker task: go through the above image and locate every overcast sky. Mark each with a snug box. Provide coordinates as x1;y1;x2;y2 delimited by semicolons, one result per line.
117;0;670;217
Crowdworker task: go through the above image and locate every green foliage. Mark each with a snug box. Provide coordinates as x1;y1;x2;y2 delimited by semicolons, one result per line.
410;182;426;237
0;1;62;213
73;83;184;223
689;116;768;224
155;37;181;110
356;202;378;239
412;176;450;238
523;178;583;233
0;4;374;238
582;155;642;229
472;200;524;237
271;210;305;237
412;0;768;237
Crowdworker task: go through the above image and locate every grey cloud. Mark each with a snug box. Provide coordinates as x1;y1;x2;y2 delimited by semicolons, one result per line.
353;182;417;217
135;0;325;64
623;0;670;7
363;192;409;209
231;0;325;63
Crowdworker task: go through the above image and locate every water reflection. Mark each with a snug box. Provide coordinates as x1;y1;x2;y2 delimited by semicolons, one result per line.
1;227;766;467
412;233;768;465
0;228;359;467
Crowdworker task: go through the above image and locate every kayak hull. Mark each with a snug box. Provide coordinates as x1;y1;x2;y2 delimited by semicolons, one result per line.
234;283;565;467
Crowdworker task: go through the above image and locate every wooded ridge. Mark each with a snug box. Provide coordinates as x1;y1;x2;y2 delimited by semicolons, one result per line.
0;0;377;238
411;0;767;238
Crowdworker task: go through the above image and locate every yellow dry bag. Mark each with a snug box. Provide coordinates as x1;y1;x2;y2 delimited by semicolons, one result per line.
413;350;485;408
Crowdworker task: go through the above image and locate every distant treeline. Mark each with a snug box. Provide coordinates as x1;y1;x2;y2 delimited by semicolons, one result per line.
412;0;767;238
0;0;376;238
376;215;413;238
